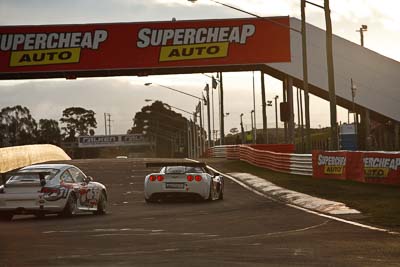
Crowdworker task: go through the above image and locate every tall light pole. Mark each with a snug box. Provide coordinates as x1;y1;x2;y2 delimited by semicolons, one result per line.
204;84;212;148
218;72;225;145
266;100;273;144
351;79;358;134
301;0;311;152
190;0;338;149
104;113;107;135
251;110;255;144
260;71;267;144
274;95;279;143
203;74;220;146
302;0;338;150
240;113;245;144
252;71;257;144
324;0;338;150
189;0;313;151
356;25;368;47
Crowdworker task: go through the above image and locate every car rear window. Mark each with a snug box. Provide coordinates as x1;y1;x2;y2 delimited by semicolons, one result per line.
163;166;204;174
8;169;59;181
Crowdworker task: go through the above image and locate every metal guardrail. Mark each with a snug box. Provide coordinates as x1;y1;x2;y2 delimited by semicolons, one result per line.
208;145;312;176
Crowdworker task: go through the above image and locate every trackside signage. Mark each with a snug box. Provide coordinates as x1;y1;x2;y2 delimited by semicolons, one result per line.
78;134;151;148
362;152;400;183
312;151;348;179
0;17;290;78
312;151;400;185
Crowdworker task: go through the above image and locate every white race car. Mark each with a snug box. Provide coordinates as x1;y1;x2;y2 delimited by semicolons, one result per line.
0;164;107;221
144;162;224;203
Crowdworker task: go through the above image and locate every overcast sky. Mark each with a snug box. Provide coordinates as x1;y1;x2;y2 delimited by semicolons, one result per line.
0;0;399;136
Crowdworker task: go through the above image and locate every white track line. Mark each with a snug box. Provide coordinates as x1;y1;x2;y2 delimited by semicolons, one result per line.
185;159;399;236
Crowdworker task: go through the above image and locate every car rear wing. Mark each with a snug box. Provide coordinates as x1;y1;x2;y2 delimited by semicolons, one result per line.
146;162;206;168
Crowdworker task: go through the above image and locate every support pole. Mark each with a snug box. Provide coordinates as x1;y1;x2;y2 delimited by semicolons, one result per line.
205;85;211;148
211;81;215;146
187;120;192;158
199;102;204;157
240;114;245;144
395;123;400;151
260;71;267;144
299;88;305;151
252;71;257;144
283;79;288;143
324;0;338;150
287;77;295;144
192;115;197;158
364;109;371;150
296;88;301;151
104;113;107;135
219;72;225;145
274;96;279;143
301;0;312;153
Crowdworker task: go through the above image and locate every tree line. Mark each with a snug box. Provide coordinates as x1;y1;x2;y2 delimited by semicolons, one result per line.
0;105;97;147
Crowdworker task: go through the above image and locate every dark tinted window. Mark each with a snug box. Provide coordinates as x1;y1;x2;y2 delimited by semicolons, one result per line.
9;169;59;181
163;166;204;174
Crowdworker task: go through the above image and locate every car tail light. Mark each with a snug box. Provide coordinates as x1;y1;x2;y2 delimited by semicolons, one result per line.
187;175;194;181
149;175;156;181
157;175;164;181
41;187;60;194
195;175;202;182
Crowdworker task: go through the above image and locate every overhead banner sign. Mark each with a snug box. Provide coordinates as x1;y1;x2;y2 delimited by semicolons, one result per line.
0;17;290;79
78;134;151;148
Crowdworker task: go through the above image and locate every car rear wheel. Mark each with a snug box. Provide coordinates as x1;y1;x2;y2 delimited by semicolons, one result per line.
0;212;13;221
61;193;77;217
94;191;107;215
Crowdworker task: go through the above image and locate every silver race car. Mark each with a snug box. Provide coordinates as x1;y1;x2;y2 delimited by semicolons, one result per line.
0;164;107;221
144;162;224;203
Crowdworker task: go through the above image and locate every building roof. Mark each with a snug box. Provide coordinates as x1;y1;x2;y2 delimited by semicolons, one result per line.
267;18;400;123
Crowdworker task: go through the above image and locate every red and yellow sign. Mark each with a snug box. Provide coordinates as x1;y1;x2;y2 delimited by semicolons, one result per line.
362;152;400;184
0;17;290;79
312;151;400;185
312;151;349;180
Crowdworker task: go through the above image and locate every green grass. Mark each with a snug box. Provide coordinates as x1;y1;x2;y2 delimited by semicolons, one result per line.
205;158;400;230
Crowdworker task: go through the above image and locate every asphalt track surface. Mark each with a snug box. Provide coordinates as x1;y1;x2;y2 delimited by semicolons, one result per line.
1;158;400;266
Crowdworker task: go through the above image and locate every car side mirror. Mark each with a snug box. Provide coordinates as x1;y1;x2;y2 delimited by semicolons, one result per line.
86;176;94;183
214;172;220;177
